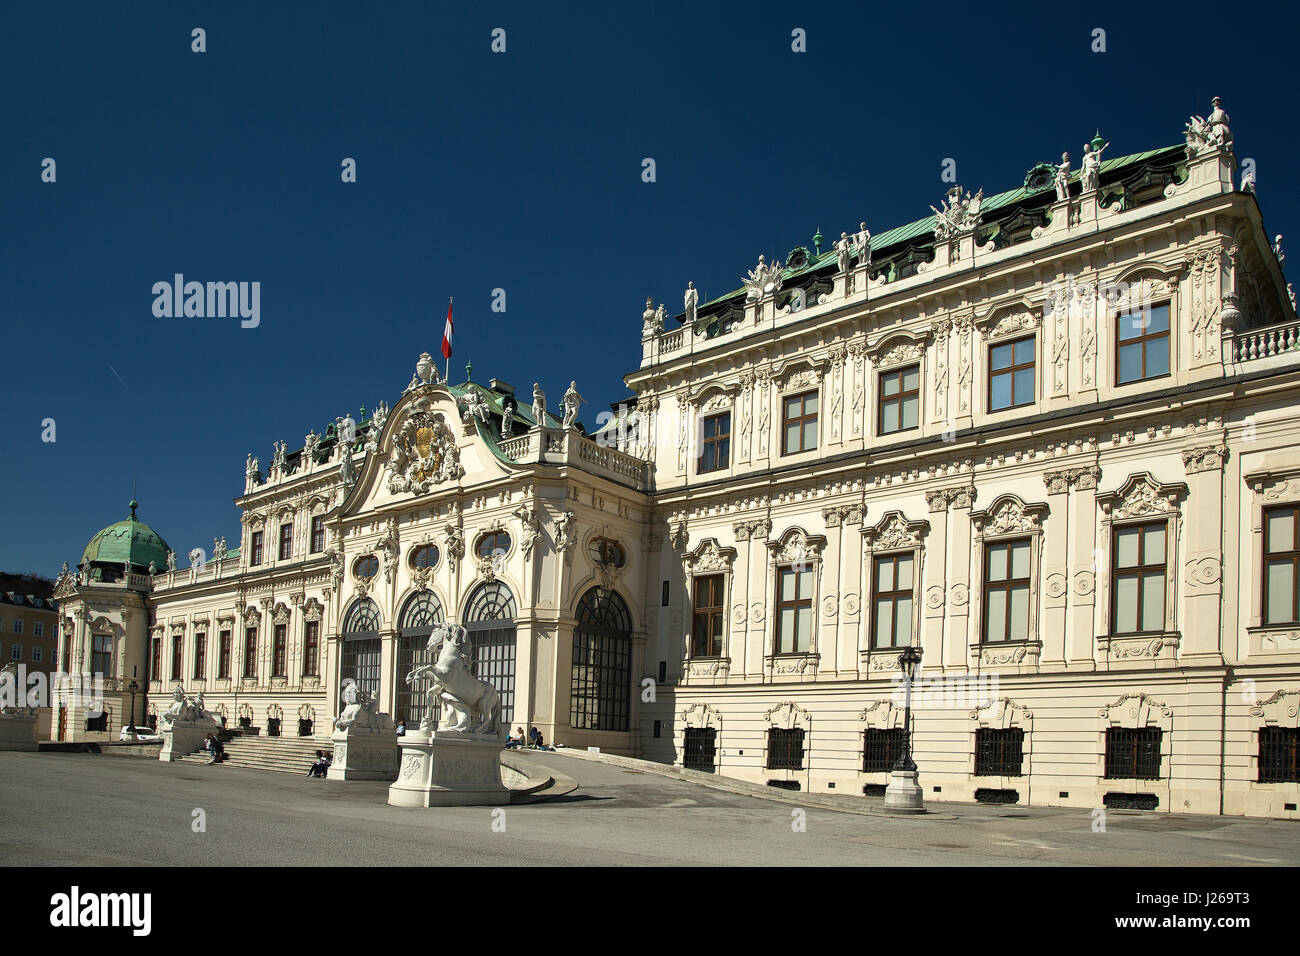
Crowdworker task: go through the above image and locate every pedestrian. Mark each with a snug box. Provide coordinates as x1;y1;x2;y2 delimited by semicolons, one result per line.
307;750;330;777
396;719;407;737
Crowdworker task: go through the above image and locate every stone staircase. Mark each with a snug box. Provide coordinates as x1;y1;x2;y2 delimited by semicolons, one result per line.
179;732;333;775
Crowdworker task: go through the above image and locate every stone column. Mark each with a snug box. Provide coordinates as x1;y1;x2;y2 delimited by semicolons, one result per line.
924;491;954;670
1067;467;1102;668
944;485;976;675
1041;471;1073;667
1181;444;1229;662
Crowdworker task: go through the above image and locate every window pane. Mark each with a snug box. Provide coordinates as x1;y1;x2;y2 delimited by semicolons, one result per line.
717;438;730;467
1147;304;1170;333
988;545;1007;582
876;558;894;591
1267;560;1296;623
1116;576;1139;632
785;395;800;416
897;555;913;589
798;570;812;600
991;374;1012;410
804;394;818;414
803;420;817;449
795;607;812;651
876;600;893;646
1118;343;1142;383
1011;541;1031;579
894;597;912;643
986;588;1007;641
883;374;899;397
1009;585;1029;641
1145;336;1169;378
991;343;1012;370
1014;367;1034;403
779;608;795;651
1141;573;1165;631
1268;511;1296;552
1144;525;1165;565
882;403;899;433
1015;338;1034;364
1119;312;1144;341
901;395;919;429
1116;527;1140;568
780;569;796;601
785;423;800;451
902;367;919;391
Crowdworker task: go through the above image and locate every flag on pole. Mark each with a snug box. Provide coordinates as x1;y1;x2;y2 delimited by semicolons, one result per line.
441;299;454;359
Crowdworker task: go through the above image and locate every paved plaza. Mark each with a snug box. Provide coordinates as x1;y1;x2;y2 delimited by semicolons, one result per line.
1;751;1297;866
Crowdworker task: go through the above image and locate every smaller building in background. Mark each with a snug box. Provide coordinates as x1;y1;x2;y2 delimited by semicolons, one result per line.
0;572;59;692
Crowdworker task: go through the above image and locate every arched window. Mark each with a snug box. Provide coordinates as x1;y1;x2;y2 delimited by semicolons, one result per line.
476;531;512;560
464;581;517;722
409;544;440;569
353;555;380;580
570;588;632;732
341;598;381;702
396;592;445;727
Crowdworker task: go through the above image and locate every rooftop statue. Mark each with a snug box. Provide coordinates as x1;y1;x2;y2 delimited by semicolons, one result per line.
836;232;853;274
303;429;320;463
1054;152;1071;201
166;550;177;572
642;296;660;337
461;389;490;426
501;397;516;438
683;282;698;327
931;186;984;241
855;222;872;266
562;381;585;429
1274;234;1285;270
1185;96;1232;158
742;255;783;300
245;453;259;480
532;383;546;426
1080;139;1108;192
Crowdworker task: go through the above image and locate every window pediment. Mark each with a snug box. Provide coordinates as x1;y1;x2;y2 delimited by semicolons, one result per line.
1097;473;1188;518
861;511;929;551
682;537;736;573
976;299;1041;341
867;330;930;368
766;528;827;565
971;495;1049;536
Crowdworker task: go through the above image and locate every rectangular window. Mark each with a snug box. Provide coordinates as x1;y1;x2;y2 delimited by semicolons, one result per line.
217;630;231;680
871;553;914;648
243;627;258;679
1263;505;1300;625
31;646;41;663
989;335;1035;411
311;515;325;554
33;622;43;638
1258;726;1300;783
1112;521;1166;634
781;390;818;455
13;619;23;634
691;575;725;658
1104;727;1163;779
863;728;908;773
766;727;806;770
698;412;731;473
193;633;207;680
303;621;320;677
1116;301;1170;384
982;539;1032;642
10;644;22;660
272;623;287;677
250;531;264;566
974;728;1025;776
150;638;162;681
775;566;813;654
170;635;183;680
279;522;293;561
91;636;112;677
683;727;718;773
878;365;920;435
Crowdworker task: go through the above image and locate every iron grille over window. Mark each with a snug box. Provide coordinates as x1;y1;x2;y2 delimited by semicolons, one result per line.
267;717;281;737
341;598;382;702
298;718;313;737
974;727;1025;776
464;582;517;724
1104;727;1163;779
863;728;907;773
766;727;805;770
683;727;717;772
1258;726;1300;783
570;588;632;732
86;713;108;732
397;591;446;728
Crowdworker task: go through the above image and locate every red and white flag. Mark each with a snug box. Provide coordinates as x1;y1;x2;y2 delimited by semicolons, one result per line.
441;299;454;359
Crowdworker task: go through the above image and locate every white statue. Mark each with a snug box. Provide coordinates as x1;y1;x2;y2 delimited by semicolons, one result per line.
855;222;872;267
1054;152;1071;201
742;255;783;300
1185;97;1232;158
333;678;392;732
501;398;516;437
683;282;698;327
371;401;389;432
245;453;258;479
1240;164;1255;194
405;623;501;736
303;430;320;463
1080;139;1108;192
1289;283;1296;312
148;561;156;575
553;511;576;555
1274;234;1285;269
461;389;490;426
271;440;287;475
642;297;660;337
836;232;853;274
188;548;204;568
562;381;585;429
166;550;177;572
532;383;546;427
931;187;984;240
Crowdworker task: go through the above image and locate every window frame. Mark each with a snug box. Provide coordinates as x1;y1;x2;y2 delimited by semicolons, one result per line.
272;623;287;677
1263;504;1300;626
691;573;726;658
870;552;916;649
987;333;1036;413
698;410;732;474
217;630;231;680
1110;519;1169;637
780;389;819;456
981;538;1033;644
303;620;320;677
243;626;258;679
192;632;207;680
250;530;264;566
877;363;921;436
1103;726;1163;780
278;522;293;561
774;565;814;655
310;515;325;554
1115;300;1171;386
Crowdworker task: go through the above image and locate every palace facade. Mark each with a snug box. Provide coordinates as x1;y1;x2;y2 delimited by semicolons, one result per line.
52;99;1300;817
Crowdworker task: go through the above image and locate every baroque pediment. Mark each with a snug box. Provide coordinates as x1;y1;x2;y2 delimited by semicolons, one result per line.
1097;473;1188;518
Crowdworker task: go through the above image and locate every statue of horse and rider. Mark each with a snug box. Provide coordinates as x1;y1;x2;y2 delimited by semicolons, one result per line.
405;622;501;737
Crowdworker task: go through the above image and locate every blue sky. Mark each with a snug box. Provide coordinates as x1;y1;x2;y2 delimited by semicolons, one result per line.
2;0;1295;576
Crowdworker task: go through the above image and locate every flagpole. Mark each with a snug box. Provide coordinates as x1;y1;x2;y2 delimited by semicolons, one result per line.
445;296;452;383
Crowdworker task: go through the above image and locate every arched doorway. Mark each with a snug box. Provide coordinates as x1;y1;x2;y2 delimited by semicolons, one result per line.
570;588;633;732
340;598;381;703
464;581;517;723
396;591;444;728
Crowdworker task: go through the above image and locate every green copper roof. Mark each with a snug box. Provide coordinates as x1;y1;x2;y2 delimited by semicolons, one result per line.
81;500;171;571
693;144;1184;313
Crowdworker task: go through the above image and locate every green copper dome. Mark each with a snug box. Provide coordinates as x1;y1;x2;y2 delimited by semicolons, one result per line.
80;499;171;572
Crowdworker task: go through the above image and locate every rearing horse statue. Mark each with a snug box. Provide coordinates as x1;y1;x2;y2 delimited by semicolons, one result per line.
406;623;501;737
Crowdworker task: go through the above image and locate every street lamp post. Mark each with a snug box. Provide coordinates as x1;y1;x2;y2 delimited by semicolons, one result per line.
127;679;139;731
884;645;925;813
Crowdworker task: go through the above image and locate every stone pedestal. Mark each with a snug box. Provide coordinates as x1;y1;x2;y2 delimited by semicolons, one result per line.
388;730;509;807
883;769;925;813
158;720;218;761
328;726;399;781
0;712;39;751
